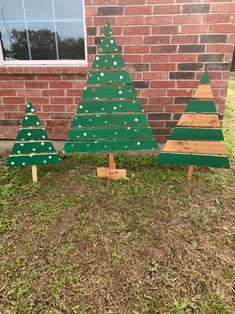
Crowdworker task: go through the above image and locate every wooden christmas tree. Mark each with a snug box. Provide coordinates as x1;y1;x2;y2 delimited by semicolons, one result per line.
6;102;61;182
64;21;158;180
157;71;230;180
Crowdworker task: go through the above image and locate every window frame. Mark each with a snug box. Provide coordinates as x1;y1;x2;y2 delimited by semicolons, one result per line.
0;0;87;66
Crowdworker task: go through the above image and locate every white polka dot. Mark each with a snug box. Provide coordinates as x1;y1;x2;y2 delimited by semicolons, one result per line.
137;142;140;145
25;117;28;120
83;133;87;136
110;39;114;43
119;91;122;94
32;148;36;152
129;90;132;93
22;162;25;166
89;118;92;122
96;65;98;68
96;56;99;60
27;104;30;107
100;73;104;77
49;147;52;150
124;122;127;124
93;135;96;137
36;122;40;125
120;76;123;79
95;97;99;100
84;87;87;90
43;160;47;164
20;143;24;147
113;61;117;66
42;135;45;139
17;151;21;153
127;127;130;130
63;150;65;153
41;143;45;146
79;105;83;109
133;101;136;103
135;129;138;132
31;109;35;112
78;125;82;128
142;109;144;112
115;132;118;135
135;118;139;122
48;156;52;159
105;59;108;62
21;138;24;140
114;107;117;110
96;115;100;117
125;146;128;148
104;145;107;148
105;121;107;124
94;141;98;144
27;132;31;136
101;108;104;111
11;162;15;165
87;144;90;147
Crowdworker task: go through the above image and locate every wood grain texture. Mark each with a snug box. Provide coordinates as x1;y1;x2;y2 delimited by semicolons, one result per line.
177;113;221;128
193;84;214;99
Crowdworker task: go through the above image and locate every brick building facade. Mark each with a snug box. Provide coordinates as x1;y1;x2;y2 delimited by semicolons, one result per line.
0;0;235;142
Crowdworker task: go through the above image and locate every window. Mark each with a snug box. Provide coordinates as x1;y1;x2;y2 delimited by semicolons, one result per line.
0;0;86;65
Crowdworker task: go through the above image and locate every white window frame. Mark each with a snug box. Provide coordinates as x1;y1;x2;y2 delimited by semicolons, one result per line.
0;0;87;66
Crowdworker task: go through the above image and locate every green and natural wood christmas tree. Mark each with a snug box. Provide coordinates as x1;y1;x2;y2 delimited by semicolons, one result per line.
157;71;230;180
6;102;61;182
64;21;158;179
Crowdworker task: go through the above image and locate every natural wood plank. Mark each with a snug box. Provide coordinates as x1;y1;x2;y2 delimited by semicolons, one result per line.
193;84;214;99
187;165;194;181
177;113;221;128
163;140;227;155
31;165;38;183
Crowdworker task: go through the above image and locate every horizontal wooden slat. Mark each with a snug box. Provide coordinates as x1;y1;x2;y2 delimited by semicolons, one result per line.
98;37;118;53
77;99;142;114
71;114;148;127
171;128;224;141
163;140;227;155
21;115;42;127
67;126;153;140
82;85;136;100
11;142;56;154
87;70;132;85
92;54;125;69
185;100;216;113
193;84;213;99
7;154;61;167
177;113;221;128
64;139;158;153
16;128;49;141
157;152;229;168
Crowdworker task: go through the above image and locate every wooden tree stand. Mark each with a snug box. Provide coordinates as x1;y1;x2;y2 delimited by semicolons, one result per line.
187;165;194;181
31;165;38;183
97;153;126;180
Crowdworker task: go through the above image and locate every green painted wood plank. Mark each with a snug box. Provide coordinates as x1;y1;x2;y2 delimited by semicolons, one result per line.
77;99;142;114
64;139;158;153
103;21;113;36
71;114;148;127
16;128;49;141
82;85;136;100
7;153;61;167
21;115;42;127
67;126;154;140
157;152;229;168
11;142;56;154
92;55;125;69
98;37;118;53
25;102;36;113
87;70;132;85
200;71;210;84
171;127;224;140
185;100;216;113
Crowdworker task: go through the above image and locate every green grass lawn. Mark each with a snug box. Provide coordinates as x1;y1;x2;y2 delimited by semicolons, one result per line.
0;75;235;313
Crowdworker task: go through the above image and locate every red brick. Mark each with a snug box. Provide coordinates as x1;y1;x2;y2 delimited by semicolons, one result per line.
37;75;62;81
173;15;202;24
124;46;150;54
125;6;152;15
18;90;41;97
180;25;208;34
0;90;16;96
145;16;173;25
50;82;74;89
143;55;169;63
212;3;235;13
144;36;170;44
170;54;197;62
152;25;178;35
203;14;231;24
172;35;199;44
50;97;74;104
43;105;66;112
150;81;176;88
0;82;24;88
206;44;234;53
117;36;144;45
153;5;181;14
167;89;193;96
209;24;235;33
2;97;25;104
118;0;145;4
124;55;143;63
123;26;150;35
42;90;65;96
150;64;176;71
25;82;48;88
165;105;187;112
67;89;83;96
25;97;49;104
118;16;144;25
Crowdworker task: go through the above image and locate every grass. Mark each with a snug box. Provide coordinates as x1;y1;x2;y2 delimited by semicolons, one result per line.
0;74;235;313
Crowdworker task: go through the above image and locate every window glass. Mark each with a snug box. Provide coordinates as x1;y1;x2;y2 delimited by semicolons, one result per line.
0;0;85;61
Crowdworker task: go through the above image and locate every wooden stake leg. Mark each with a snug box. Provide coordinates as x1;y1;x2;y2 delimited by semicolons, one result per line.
187;165;194;181
32;165;38;183
97;153;126;180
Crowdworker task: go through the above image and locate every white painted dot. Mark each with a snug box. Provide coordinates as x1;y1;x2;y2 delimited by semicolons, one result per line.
95;97;99;100
32;148;36;152
31;109;35;112
115;132;118;135
94;141;98;144
110;39;114;43
96;56;99;60
27;104;30;107
127;127;130;130
87;144;90;147
125;146;128;148
113;61;117;66
78;125;82;128
79;105;83;109
120;76;123;79
96;115;100;117
11;162;15;165
89;118;92;122
135;118;139;122
85;110;88;113
104;145;107;148
98;77;100;81
142;109;144;112
36;122;40;125
25;117;28;120
137;142;140;145
105;121;107;124
27;132;31;136
17;151;21;154
20;143;24;147
83;133;87;136
101;108;104;111
48;156;52;159
49;147;52;150
43;160;47;164
105;59;108;62
41;142;45;146
96;65;98;68
124;122;127;124
84;87;87;90
63;150;65;153
135;129;138;132
42;135;46;139
22;162;25;166
133;100;136;103
118;86;121;89
21;138;24;140
93;135;96;137
114;107;117;110
100;72;104;77
129;90;132;93
119;91;122;94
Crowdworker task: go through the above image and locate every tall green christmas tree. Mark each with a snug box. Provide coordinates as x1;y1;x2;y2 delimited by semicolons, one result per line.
157;71;230;180
6;102;61;182
64;21;158;179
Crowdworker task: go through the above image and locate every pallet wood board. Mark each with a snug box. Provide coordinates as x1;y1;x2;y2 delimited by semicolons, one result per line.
87;70;132;85
98;37;118;53
82;85;136;100
7;153;61;167
163;140;227;155
68;126;153;140
193;84;213;99
71;114;149;128
16;128;49;141
11;141;56;154
200;71;210;84
177;113;221;128
185;100;217;113
77;99;142;114
171;127;224;141
92;55;125;69
64;138;158;153
21;115;42;127
157;152;229;168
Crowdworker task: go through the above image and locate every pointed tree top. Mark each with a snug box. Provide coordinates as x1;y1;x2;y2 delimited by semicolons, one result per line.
200;71;210;84
25;101;36;113
103;21;113;36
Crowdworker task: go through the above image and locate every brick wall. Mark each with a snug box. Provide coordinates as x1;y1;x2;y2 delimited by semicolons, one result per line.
0;0;235;142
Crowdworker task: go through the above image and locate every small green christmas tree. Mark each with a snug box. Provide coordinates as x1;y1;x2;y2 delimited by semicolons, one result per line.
6;102;61;182
64;21;158;179
157;71;230;180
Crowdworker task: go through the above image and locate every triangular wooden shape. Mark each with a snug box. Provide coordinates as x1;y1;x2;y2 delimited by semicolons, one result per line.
193;84;214;99
200;71;210;84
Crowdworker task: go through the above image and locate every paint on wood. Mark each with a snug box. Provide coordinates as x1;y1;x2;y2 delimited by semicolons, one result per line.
11;141;56;154
16;128;49;141
98;37;118;53
171;127;224;141
185;100;216;113
21;114;42;127
77;99;142;114
82;85;136;100
92;54;125;69
7;153;61;167
200;71;210;84
87;70;132;85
